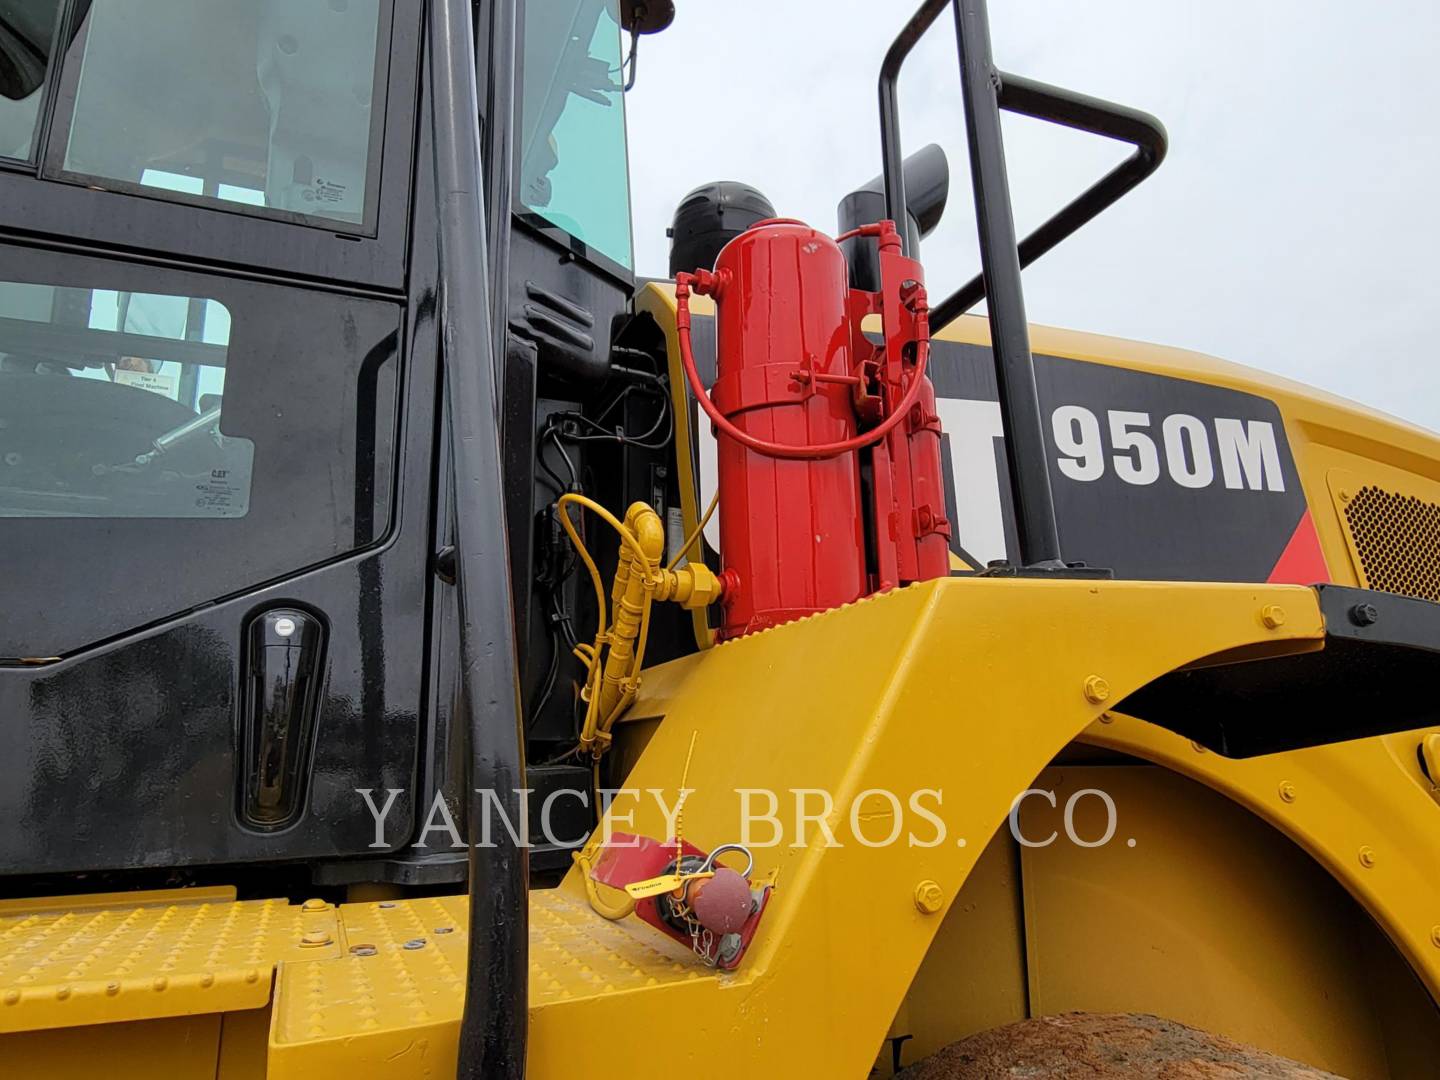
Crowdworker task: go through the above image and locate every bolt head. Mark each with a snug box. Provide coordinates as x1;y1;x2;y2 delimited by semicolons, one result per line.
914;880;945;915
403;938;427;950
349;944;378;957
1083;675;1111;704
1359;846;1377;869
1261;605;1286;629
1350;603;1379;627
301;898;327;912
1431;926;1440;948
300;930;333;947
1278;781;1297;803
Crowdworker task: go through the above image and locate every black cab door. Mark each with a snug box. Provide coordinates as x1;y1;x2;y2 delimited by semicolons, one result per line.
0;0;437;878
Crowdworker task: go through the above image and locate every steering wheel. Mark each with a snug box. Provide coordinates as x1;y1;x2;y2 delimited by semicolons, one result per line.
0;371;201;507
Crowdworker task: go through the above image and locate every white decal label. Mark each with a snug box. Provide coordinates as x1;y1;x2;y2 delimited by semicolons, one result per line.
1050;407;1284;493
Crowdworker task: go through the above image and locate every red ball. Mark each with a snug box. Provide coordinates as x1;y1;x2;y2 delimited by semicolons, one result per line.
691;867;752;935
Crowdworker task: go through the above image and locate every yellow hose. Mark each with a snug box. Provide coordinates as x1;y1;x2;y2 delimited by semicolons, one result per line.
666;490;720;571
554;495;661;756
553;493;723;758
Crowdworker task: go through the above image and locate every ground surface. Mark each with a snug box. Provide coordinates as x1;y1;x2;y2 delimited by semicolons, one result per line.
897;1012;1346;1079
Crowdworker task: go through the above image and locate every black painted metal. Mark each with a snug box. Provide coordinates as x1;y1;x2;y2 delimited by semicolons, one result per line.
430;0;528;1076
837;143;948;290
668;180;776;278
0;229;434;878
877;0;948;260
931;75;1167;328
480;0;517;388
878;0;1166;569
877;0;1059;565
1119;586;1440;758
949;0;1060;567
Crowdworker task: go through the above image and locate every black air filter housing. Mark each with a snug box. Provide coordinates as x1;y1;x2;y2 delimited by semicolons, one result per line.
668;181;776;277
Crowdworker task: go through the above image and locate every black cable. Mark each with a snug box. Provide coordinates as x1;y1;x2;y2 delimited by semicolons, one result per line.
526;355;671;755
526;630;562;735
550;386;673;450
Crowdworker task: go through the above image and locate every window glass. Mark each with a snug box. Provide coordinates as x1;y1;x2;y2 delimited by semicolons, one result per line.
0;0;63;161
0;242;401;657
0;279;252;518
54;0;387;229
518;0;634;270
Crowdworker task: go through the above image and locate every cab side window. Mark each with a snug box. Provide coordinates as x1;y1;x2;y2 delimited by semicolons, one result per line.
0;280;249;519
0;241;403;658
0;0;64;162
517;0;633;270
46;0;390;231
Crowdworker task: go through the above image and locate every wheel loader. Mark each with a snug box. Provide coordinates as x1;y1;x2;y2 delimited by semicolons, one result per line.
0;1;1437;1077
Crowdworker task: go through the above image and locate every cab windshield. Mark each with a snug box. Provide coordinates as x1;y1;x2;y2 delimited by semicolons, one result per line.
517;0;634;271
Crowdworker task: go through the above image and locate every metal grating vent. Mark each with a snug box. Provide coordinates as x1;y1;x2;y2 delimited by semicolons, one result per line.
1343;485;1440;602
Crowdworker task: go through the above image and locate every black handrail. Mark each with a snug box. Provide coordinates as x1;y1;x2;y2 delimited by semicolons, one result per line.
430;1;530;1077
932;74;1167;328
878;0;950;260
877;0;1167;569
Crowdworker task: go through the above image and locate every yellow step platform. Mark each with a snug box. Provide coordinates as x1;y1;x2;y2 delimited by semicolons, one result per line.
0;884;711;1078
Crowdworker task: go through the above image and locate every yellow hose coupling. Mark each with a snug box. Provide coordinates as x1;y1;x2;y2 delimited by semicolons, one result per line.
656;561;724;610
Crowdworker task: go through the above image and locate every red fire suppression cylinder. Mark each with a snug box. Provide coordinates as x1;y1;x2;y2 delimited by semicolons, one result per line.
695;219;866;639
674;217;948;640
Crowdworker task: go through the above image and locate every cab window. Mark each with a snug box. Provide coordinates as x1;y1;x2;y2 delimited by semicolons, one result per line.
0;0;64;162
47;0;390;231
0;241;402;658
0;279;248;518
518;0;634;271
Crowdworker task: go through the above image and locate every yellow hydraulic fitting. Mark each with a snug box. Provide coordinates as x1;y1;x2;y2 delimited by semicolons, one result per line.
559;494;727;757
595;503;667;728
656;560;725;610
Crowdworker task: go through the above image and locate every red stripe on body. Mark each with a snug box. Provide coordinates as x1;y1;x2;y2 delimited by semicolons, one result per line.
1267;508;1329;584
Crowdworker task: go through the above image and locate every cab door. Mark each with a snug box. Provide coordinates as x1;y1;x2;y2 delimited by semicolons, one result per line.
0;0;434;877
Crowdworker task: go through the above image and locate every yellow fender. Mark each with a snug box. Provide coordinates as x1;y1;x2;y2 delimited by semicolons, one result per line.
531;575;1343;1074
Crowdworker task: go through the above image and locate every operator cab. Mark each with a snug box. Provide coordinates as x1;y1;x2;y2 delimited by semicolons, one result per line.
0;0;666;895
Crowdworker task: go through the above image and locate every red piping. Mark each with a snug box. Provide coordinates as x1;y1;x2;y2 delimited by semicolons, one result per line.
674;260;930;461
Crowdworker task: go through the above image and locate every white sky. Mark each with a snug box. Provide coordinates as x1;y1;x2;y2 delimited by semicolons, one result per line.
625;0;1440;432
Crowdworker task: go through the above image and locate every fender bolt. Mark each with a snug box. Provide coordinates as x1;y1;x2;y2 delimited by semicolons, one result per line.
914;881;945;915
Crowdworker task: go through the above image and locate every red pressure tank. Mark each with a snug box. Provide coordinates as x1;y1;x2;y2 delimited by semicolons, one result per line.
705;219;867;639
675;216;947;641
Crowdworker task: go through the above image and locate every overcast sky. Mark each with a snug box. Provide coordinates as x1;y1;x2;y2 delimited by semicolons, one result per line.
624;0;1440;432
